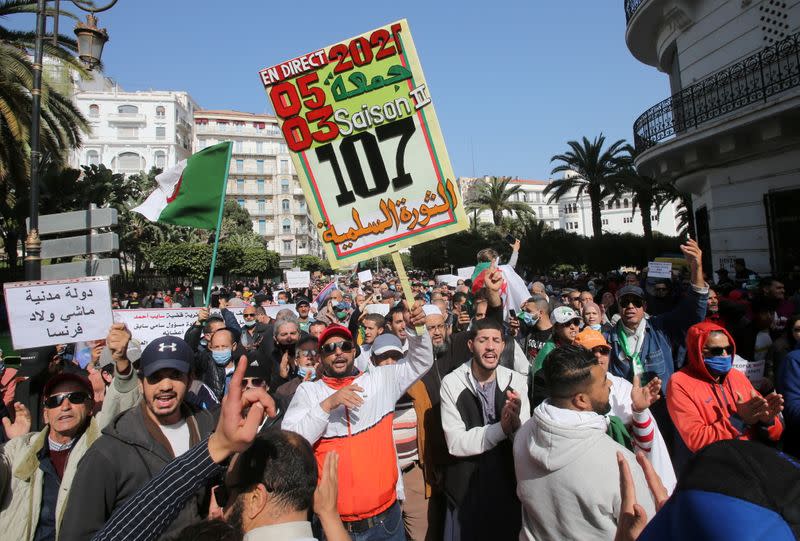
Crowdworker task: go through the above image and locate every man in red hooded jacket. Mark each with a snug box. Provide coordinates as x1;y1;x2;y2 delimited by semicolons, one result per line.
667;321;784;453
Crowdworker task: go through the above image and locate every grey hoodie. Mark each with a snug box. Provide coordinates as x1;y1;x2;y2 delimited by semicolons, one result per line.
513;401;656;541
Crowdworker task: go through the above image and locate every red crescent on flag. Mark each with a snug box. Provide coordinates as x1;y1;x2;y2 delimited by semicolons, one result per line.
166;174;183;203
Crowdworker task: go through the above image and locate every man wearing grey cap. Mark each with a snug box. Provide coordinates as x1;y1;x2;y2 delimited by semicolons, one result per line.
60;336;218;541
608;239;708;451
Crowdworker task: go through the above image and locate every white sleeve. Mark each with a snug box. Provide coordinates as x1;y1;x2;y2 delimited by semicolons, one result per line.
281;383;330;445
389;330;433;399
440;374;506;457
512;341;530;376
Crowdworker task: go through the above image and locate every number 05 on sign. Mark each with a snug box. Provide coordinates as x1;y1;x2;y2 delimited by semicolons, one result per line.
259;19;467;268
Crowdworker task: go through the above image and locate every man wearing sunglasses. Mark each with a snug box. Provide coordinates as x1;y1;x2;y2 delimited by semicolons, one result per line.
0;372;98;541
667;321;784;454
607;240;709;451
283;302;431;541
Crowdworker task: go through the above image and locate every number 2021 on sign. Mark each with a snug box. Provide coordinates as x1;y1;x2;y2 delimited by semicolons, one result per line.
258;19;467;269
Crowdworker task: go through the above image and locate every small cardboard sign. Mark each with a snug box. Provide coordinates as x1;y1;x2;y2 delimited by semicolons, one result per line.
648;261;673;279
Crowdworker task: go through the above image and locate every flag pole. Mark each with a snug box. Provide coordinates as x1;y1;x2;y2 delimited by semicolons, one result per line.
205;142;233;305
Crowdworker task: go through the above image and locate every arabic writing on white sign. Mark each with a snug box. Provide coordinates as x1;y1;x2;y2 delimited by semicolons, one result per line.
4;277;113;350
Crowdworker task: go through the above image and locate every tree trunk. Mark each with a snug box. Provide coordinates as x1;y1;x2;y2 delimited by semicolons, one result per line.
589;187;603;238
492;210;502;226
639;194;653;242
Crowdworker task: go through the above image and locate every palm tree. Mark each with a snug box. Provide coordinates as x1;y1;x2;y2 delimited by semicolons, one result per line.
546;134;626;238
465;176;535;226
0;0;90;265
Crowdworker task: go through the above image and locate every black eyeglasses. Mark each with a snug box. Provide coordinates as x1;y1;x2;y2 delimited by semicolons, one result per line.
592;346;611;355
560;318;582;327
44;391;90;409
243;313;256;319
704;346;734;357
321;340;354;355
298;349;317;357
243;377;266;388
619;296;644;308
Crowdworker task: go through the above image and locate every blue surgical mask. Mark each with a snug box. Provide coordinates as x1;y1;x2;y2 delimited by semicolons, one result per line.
590;324;602;331
212;349;232;366
243;320;256;328
704;355;732;375
278;299;286;305
200;338;208;347
297;366;315;379
521;312;538;326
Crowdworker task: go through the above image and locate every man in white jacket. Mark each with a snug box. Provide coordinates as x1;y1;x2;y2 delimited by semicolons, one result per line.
440;317;529;541
514;344;656;541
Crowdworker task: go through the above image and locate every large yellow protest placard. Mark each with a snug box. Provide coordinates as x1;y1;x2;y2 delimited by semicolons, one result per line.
259;19;467;268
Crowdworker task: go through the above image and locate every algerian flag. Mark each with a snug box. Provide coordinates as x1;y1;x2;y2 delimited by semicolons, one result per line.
132;142;232;229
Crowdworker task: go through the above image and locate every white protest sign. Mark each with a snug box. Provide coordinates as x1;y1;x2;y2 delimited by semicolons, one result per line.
648;261;673;279
358;269;374;283
113;307;249;347
4;276;113;350
436;274;459;287
364;303;390;316
265;304;298;320
457;266;475;279
732;355;766;384
285;271;311;289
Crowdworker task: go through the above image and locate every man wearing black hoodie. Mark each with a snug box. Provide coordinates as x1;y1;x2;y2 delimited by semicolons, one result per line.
59;337;217;541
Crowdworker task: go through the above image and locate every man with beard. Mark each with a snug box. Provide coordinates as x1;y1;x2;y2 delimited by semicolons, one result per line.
239;305;270;352
295;297;314;333
60;337;217;540
387;305;411;354
514;345;656;540
282;302;431;541
355;313;385;372
440;317;529;541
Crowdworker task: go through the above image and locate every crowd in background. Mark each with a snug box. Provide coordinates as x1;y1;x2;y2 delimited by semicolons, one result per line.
0;241;799;540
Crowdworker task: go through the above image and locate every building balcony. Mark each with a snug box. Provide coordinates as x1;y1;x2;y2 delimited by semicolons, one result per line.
633;32;800;190
633;32;800;154
107;113;146;124
624;0;690;68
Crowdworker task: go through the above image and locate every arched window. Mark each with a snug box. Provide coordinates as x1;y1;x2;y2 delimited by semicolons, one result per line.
155;106;165;119
117;105;138;115
623;198;629;208
89;104;99;117
86;150;99;165
117;152;142;173
282;199;290;212
615;200;621;209
282;219;291;233
154;151;166;169
599;200;605;210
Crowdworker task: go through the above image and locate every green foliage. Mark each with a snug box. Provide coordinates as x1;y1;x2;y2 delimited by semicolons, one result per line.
410;216;682;275
147;242;280;281
293;255;331;272
465;176;535;226
222;200;254;237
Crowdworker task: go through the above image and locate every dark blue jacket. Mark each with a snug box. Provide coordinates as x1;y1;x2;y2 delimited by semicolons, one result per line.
777;344;800;457
609;287;707;395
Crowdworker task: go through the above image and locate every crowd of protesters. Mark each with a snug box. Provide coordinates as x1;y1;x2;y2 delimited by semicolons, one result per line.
1;240;799;540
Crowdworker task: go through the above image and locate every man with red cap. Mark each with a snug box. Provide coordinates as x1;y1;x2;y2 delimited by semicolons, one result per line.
283;303;431;541
0;372;98;540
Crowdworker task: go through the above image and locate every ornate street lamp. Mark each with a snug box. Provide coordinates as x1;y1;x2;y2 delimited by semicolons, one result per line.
73;13;109;69
25;0;118;280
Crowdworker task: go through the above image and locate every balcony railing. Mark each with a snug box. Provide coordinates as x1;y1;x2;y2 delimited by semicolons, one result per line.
624;0;646;23
633;31;800;153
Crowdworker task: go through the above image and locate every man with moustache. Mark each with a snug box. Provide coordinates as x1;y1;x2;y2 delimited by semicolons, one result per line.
60;337;217;541
440;317;529;541
282;302;431;541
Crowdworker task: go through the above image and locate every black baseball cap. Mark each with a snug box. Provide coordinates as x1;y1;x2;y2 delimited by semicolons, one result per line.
139;337;193;377
616;285;645;299
295;297;310;307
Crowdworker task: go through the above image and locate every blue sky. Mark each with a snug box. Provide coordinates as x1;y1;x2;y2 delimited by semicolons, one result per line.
14;0;668;179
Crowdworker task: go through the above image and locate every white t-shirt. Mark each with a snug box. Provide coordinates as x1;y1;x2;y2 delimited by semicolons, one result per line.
159;418;190;457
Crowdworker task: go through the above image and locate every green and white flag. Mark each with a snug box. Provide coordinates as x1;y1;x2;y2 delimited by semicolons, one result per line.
133;142;232;229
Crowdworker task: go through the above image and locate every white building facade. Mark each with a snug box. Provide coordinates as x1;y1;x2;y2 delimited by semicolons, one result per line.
70;77;196;175
459;176;679;236
193;110;323;265
624;0;800;274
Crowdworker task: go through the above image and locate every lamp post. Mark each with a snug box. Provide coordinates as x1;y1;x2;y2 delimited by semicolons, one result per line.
24;0;117;280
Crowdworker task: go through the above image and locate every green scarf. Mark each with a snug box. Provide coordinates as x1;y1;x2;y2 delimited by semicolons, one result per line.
606;415;634;451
